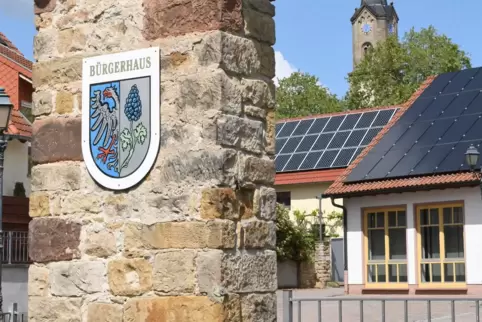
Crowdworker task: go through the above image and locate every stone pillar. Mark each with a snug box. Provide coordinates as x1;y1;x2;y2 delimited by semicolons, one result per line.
314;241;331;289
29;0;277;321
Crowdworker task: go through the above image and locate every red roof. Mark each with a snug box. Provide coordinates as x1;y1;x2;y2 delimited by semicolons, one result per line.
0;32;32;139
322;76;471;197
274;105;401;185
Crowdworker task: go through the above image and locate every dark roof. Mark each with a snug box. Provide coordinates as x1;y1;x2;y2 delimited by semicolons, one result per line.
0;32;23;57
351;1;398;23
325;67;482;197
275;106;399;174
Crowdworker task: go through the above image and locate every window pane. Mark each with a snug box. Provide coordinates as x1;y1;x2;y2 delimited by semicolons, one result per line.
388;264;398;282
432;263;441;282
388;211;397;227
398;211;406;227
389;228;406;260
445;226;464;259
421;264;430;283
368;230;385;260
367;265;376;282
399;264;408;282
444;263;455;283
421;226;440;259
376;212;384;228
430;208;439;225
420;209;429;225
368;213;376;228
377;264;386;282
453;207;463;224
443;207;452;224
455;263;466;282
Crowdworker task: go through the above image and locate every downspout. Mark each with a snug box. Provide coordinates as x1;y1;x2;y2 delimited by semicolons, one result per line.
331;197;348;295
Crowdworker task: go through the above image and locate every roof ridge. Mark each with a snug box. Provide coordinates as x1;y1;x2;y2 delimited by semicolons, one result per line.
323;75;437;196
277;104;400;123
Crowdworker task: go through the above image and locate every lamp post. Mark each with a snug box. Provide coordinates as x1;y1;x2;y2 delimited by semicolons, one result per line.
0;88;12;317
465;144;482;197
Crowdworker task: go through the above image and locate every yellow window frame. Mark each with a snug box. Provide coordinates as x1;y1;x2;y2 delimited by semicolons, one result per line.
363;207;408;288
415;202;466;288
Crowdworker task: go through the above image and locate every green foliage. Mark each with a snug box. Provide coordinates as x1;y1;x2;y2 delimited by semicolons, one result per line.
276;72;344;119
275;204;344;263
276;204;319;263
346;25;472;109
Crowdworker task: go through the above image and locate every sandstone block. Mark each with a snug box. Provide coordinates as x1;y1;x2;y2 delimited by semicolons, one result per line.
242;78;275;109
196;250;222;293
123;296;226;322
124;221;236;251
241;293;276;322
60;193;102;214
35;12;53;30
200;188;239;220
243;7;275;45
217;116;263;154
32;90;53;116
55;91;74;114
143;0;243;40
240;157;275;185
265;110;276;155
57;28;87;55
50;261;106;296
32;117;82;164
29;298;81;322
254;187;277;220
153;251;196;294
87;303;123;322
28;265;49;297
35;0;56;14
239;188;255;219
83;227;117;258
222;251;277;292
29;218;81;262
30;192;50;217
240;118;264;154
244;105;266;119
33;56;84;89
108;259;153;296
31;163;81;191
245;0;275;16
242;221;276;249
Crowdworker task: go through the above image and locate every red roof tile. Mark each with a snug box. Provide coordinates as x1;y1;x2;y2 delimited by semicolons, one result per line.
7;109;32;138
322;76;464;197
275;168;345;185
0;33;22;56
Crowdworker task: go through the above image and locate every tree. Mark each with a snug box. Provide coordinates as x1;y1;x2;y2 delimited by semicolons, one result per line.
276;72;344;119
346;25;472;109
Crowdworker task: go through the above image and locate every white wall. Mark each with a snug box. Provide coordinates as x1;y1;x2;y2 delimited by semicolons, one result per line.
3;139;30;197
345;187;482;285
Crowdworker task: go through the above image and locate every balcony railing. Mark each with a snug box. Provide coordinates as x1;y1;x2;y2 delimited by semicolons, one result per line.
1;232;29;264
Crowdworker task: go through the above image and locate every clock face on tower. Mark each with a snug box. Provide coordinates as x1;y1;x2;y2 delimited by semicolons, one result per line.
361;23;372;35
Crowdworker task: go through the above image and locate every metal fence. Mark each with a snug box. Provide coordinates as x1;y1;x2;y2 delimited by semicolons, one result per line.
282;290;482;322
12;303;26;322
1;232;29;264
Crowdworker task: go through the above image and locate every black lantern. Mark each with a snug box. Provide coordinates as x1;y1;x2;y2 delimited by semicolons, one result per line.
465;144;480;171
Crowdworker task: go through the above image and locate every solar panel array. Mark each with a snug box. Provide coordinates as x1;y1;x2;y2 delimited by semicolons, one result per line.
346;67;482;183
275;108;399;173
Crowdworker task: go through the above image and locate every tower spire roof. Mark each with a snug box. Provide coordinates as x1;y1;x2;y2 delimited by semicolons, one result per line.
351;0;397;23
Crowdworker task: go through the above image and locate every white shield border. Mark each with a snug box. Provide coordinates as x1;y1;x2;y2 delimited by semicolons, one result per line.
81;47;160;191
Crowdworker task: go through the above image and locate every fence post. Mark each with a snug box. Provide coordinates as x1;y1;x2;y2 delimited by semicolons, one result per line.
7;232;11;265
283;290;293;322
12;303;16;322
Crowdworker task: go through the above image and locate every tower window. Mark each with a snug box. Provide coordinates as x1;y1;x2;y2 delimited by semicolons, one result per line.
362;42;373;55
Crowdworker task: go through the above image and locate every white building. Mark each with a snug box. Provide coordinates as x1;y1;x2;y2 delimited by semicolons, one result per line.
324;68;482;295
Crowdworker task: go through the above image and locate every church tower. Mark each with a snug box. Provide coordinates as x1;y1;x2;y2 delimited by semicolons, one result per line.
351;0;399;67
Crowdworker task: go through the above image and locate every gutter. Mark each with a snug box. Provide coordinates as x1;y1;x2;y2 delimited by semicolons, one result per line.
330;197;348;294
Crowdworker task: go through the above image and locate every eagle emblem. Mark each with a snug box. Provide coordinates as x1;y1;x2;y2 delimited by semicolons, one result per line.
82;47;160;190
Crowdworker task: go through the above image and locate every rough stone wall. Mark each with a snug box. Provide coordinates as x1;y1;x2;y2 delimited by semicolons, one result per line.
29;0;277;321
315;241;331;288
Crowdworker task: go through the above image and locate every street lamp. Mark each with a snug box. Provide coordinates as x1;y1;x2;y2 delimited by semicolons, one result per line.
465;144;480;171
0;88;12;318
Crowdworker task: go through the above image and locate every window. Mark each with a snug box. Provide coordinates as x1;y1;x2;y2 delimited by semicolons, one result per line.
416;203;465;285
362;42;373;55
364;207;407;286
276;191;291;209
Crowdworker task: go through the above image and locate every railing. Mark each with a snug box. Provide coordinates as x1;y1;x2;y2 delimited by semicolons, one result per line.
282;290;482;322
1;232;29;264
12;303;26;322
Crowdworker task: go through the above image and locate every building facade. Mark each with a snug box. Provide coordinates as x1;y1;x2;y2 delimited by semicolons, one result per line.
324;67;482;295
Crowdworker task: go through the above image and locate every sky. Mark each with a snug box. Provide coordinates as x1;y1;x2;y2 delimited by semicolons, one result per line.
1;0;482;99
